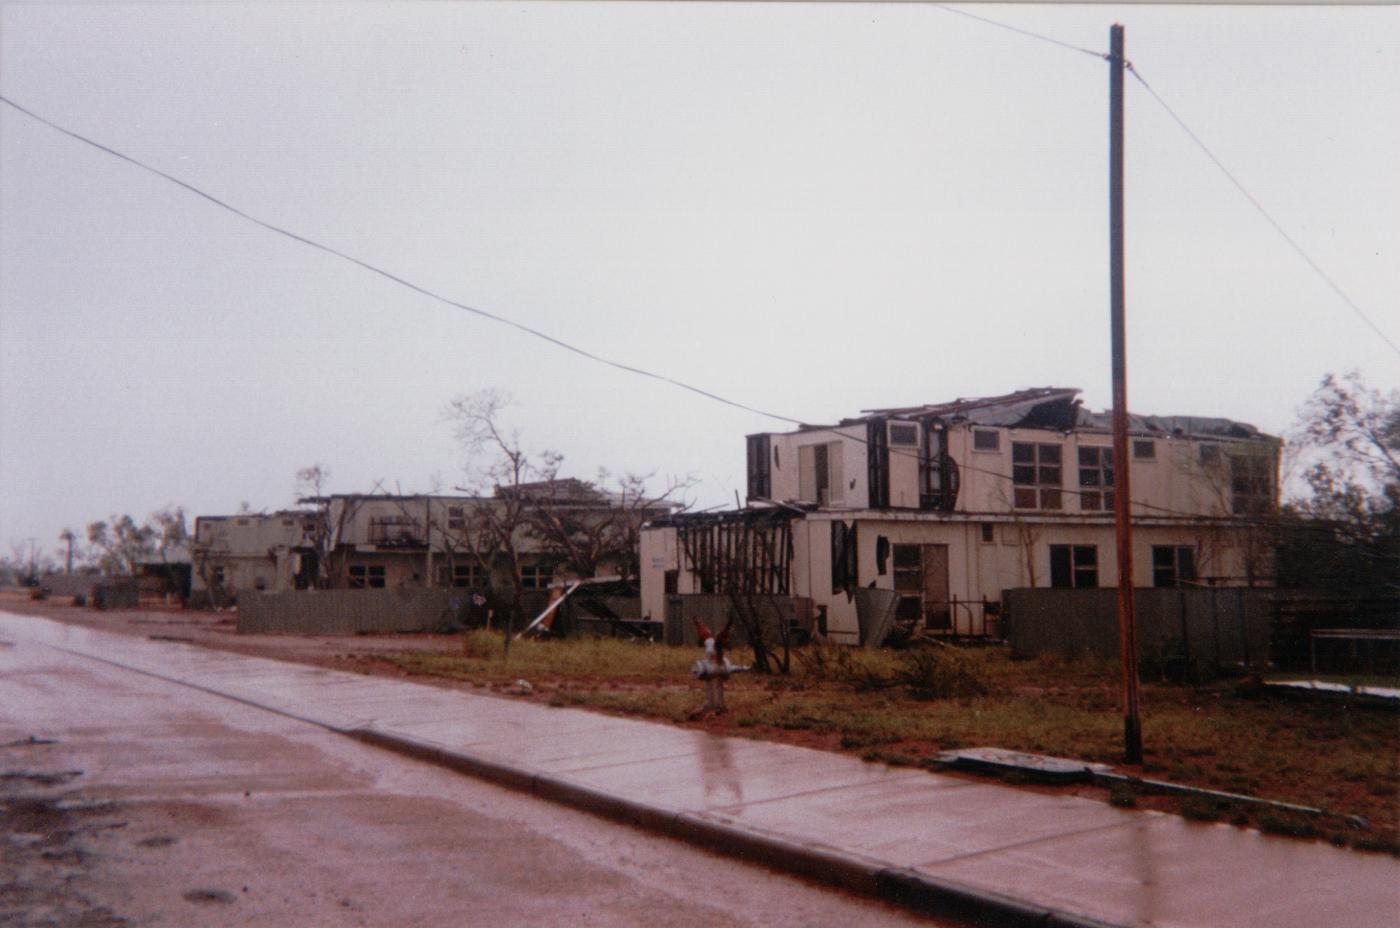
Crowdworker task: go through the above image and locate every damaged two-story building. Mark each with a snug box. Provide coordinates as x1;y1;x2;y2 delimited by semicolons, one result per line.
190;510;320;605
193;480;676;605
640;387;1279;645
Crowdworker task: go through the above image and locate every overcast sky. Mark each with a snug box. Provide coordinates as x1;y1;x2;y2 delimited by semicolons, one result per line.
2;2;1397;555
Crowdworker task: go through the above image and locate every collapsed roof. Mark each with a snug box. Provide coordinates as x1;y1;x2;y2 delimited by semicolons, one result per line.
852;387;1274;441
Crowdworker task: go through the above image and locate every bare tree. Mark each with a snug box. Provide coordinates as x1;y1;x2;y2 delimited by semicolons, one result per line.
525;469;693;585
446;391;540;653
3;540;53;586
295;464;336;588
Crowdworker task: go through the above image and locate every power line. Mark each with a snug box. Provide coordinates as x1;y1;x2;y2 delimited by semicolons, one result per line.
922;6;1397;360
1;93;1287;524
1125;63;1400;362
928;4;1107;62
0;94;805;428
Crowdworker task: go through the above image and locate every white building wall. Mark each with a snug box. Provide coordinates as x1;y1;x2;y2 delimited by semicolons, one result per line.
768;425;869;509
948;423;1276;520
639;527;679;621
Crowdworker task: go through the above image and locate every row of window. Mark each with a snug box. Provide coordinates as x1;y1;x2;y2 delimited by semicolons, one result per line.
976;429;1157;461
748;427;1271;516
1009;438;1270;515
1049;544;1198;589
347;563;554;589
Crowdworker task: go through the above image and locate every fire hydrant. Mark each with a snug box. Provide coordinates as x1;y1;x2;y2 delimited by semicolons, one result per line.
690;617;747;717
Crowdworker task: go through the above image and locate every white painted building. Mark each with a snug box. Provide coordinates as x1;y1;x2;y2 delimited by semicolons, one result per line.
640;388;1280;644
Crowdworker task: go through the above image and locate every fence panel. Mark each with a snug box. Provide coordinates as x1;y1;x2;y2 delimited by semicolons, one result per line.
1003;587;1276;672
237;588;457;635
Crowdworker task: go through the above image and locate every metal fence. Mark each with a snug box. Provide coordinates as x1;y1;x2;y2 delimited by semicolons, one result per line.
1003;587;1276;673
662;594;812;648
236;588;461;635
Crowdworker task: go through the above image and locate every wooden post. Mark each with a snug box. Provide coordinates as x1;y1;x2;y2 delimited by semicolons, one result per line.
1110;23;1143;765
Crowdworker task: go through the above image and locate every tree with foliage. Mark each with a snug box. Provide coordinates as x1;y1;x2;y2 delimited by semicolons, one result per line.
57;528;79;573
1279;372;1399;593
86;515;156;576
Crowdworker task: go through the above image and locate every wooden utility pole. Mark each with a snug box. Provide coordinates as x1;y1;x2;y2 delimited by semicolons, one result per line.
1109;23;1143;765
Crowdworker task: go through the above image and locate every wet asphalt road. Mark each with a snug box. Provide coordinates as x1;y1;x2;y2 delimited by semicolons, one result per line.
0;628;943;927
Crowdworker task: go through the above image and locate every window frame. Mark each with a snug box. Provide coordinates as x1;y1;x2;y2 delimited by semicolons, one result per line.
888;423;920;447
519;564;554;590
746;434;772;500
1230;454;1272;515
1049;544;1098;588
348;564;387;589
1077;445;1116;511
972;429;1001;453
1012;441;1063;510
450;563;484;588
1152;545;1198;588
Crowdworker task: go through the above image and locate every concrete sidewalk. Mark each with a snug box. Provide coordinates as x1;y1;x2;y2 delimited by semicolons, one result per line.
4;612;1395;928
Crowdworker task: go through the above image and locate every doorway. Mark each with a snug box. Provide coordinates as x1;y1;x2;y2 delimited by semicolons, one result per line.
892;543;951;630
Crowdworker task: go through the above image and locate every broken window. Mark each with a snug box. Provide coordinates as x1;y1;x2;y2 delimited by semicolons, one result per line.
892;543;951;629
1077;446;1115;511
1152;546;1197;588
1230;455;1272;514
980;523;995;544
830;521;857;596
746;434;772;500
1198;443;1221;467
798;441;843;506
892;544;923;623
973;429;1001;452
368;516;423;546
1012;442;1062;510
1049;545;1097;588
920;425;960;511
889;423;919;447
348;565;386;589
1132;439;1156;461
